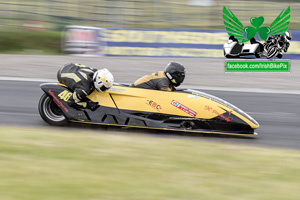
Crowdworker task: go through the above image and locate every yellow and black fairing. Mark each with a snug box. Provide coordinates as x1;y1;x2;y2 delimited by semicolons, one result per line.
40;83;259;136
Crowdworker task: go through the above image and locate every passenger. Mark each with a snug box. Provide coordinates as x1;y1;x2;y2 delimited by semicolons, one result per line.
130;61;185;91
57;63;114;111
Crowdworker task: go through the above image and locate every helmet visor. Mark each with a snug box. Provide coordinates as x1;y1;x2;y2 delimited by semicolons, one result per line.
100;85;108;92
96;85;109;92
173;71;185;86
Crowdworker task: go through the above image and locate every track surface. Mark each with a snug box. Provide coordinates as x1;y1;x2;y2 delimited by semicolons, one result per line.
1;80;299;150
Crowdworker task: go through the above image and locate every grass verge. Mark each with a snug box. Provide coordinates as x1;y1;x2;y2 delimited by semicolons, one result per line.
1;126;300;200
0;30;61;55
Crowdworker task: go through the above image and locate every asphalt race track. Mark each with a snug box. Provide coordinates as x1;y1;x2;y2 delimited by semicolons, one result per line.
0;80;299;150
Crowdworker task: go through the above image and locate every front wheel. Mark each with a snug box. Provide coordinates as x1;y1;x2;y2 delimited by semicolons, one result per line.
38;93;69;125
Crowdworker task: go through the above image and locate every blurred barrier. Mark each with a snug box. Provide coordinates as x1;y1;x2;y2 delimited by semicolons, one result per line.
2;1;300;31
62;26;106;55
62;26;300;58
102;28;227;57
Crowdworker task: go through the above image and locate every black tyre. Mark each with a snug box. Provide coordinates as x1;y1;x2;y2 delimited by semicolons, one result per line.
277;53;283;59
267;46;277;59
38;93;69;125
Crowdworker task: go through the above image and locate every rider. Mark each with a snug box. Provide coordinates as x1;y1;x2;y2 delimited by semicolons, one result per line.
229;35;239;43
130;61;185;91
264;31;292;58
57;63;114;111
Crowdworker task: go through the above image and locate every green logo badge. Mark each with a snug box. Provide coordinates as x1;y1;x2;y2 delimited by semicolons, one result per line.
223;6;290;43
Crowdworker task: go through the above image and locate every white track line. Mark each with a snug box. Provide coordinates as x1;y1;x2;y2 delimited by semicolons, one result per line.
0;76;56;82
0;76;299;95
0;111;39;116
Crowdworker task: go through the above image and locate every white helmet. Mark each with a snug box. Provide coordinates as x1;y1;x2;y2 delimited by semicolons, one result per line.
284;31;292;41
93;68;114;92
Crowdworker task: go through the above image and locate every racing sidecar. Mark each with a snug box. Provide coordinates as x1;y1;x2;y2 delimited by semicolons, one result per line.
39;83;259;136
223;38;263;58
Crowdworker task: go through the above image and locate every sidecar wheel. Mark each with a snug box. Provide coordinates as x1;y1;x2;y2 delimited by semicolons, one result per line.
38;93;69;126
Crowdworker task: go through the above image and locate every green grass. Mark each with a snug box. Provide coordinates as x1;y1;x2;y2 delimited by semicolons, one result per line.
0;30;61;55
1;126;300;200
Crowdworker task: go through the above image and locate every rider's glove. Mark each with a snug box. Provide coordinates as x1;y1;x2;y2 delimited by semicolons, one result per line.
67;98;85;110
284;43;290;52
87;101;100;111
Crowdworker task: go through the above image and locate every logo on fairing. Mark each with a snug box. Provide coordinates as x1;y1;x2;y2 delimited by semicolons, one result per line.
48;90;69;112
171;100;197;117
108;88;125;93
146;100;162;111
213;110;233;122
187;94;199;98
204;105;233;122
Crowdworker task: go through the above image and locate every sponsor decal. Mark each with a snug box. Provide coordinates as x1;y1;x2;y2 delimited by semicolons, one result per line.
48;90;69;112
187;94;199;98
204;105;233;122
146;100;162;111
58;90;72;102
171;100;197;117
204;105;213;112
108;88;125;93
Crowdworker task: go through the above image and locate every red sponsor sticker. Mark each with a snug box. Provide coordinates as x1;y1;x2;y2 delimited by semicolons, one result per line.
204;105;233;122
48;90;69;112
171;100;197;117
147;100;162;111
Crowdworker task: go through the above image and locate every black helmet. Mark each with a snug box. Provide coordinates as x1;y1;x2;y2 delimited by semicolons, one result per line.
164;61;185;87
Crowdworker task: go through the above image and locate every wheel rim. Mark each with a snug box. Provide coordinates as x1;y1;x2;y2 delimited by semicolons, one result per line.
43;97;66;122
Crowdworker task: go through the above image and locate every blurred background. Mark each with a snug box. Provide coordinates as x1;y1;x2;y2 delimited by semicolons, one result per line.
1;0;299;30
0;0;298;55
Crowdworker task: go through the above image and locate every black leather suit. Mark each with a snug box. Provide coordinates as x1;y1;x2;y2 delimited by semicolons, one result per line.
57;63;97;107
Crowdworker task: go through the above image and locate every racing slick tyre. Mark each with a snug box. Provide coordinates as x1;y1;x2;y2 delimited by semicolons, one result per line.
277;53;283;59
266;46;277;59
38;93;69;126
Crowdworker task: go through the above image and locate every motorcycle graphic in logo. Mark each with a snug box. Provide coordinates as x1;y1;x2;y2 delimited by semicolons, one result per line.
223;6;291;59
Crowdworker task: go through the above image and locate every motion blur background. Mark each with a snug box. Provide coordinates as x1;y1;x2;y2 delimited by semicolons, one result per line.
1;2;300;199
1;0;299;29
0;0;298;55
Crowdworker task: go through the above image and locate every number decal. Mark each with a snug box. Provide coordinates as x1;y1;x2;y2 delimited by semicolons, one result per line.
58;90;72;101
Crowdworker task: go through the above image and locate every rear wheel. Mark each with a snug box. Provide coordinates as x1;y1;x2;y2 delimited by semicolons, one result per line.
38;93;69;125
267;46;277;59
